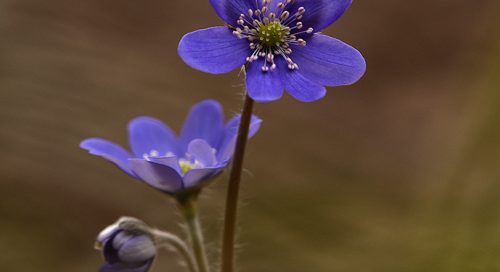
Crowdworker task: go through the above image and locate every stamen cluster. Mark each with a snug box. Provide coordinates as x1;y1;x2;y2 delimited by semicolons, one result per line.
143;149;212;176
232;0;314;72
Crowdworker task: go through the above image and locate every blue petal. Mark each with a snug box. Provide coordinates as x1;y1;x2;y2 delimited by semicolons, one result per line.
129;159;183;193
146;156;181;176
103;233;122;264
112;232;132;250
292;34;366;87
180;100;225;153
246;59;284;103
288;0;352;32
178;26;250;74
208;0;258;26
187;139;217;167
118;236;156;263
97;225;121;245
218;115;262;161
183;164;227;188
80;138;134;177
128;117;179;158
282;65;327;102
100;259;154;272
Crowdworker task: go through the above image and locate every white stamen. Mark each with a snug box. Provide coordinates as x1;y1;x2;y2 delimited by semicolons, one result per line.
231;2;313;71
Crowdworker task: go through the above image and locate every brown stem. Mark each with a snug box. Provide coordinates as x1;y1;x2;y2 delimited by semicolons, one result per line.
220;93;255;272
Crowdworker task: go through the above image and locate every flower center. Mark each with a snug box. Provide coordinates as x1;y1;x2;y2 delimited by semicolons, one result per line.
232;0;314;72
258;21;286;47
143;145;217;176
179;159;197;175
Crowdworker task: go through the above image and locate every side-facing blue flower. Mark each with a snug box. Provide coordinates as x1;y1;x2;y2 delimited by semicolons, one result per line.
80;100;262;195
178;0;366;103
96;222;156;272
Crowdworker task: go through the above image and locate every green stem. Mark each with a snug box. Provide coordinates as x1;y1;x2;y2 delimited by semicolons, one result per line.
179;198;210;272
151;229;198;272
220;93;255;272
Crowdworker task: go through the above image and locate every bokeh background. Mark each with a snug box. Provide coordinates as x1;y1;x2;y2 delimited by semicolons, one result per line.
1;0;500;271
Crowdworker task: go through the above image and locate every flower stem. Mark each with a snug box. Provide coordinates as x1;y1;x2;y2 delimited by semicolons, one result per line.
179;198;210;272
152;229;198;272
220;93;255;272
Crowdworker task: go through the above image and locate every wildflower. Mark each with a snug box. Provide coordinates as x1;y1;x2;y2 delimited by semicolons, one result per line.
96;219;156;272
80;100;261;195
178;0;366;103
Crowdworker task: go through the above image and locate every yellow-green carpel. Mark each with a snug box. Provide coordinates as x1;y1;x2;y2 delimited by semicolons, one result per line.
258;22;287;47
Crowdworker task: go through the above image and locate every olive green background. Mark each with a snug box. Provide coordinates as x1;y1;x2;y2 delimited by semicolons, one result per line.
1;0;500;271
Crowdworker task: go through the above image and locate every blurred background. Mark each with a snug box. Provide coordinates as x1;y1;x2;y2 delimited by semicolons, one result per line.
1;0;500;271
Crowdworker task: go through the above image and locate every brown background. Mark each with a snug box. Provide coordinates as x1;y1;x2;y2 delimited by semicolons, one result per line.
1;0;500;271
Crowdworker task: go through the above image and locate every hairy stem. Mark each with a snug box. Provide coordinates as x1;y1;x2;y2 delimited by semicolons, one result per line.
220;93;255;272
180;199;210;272
152;229;198;272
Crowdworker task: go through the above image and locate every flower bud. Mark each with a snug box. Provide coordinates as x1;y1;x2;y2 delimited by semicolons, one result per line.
96;217;156;272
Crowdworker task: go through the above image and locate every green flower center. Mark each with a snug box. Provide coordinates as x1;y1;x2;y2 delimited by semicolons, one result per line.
258;22;286;47
179;160;195;175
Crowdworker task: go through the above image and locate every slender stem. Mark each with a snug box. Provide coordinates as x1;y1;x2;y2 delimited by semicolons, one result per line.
152;229;198;272
221;93;255;272
179;198;211;272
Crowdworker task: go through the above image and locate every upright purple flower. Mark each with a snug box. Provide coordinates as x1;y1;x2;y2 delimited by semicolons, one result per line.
178;0;366;103
96;222;156;272
80;100;261;195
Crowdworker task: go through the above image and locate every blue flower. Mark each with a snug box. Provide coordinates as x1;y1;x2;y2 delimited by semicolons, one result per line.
178;0;366;103
96;223;156;272
80;100;262;195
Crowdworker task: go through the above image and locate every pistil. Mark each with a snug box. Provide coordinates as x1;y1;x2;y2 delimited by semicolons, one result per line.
232;0;314;72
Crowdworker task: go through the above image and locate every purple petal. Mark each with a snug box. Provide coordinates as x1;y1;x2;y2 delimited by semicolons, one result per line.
100;259;154;272
128;117;178;158
118;236;156;263
183;164;227;188
187;139;217;167
282;67;327;102
80;138;134;177
180;100;224;153
146;156;181;176
129;159;183;193
97;224;121;245
218;115;262;161
112;232;133;251
288;0;352;32
292;34;366;87
178;26;250;74
246;59;284;103
103;233;121;264
208;0;258;26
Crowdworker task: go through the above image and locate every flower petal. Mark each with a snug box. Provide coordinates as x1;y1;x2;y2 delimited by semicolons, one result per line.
282;66;327;102
187;139;217;167
146;156;181;176
218;115;262;161
178;26;250;74
97;224;121;245
118;235;156;263
129;159;183;193
180;100;224;153
208;0;258;26
292;34;366;87
80;138;134;177
102;232;122;264
288;0;352;32
183;164;227;189
100;259;154;272
246;59;284;103
128;117;178;158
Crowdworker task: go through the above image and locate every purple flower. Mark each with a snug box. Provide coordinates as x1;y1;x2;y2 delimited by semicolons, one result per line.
96;223;156;272
80;100;261;195
178;0;366;103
